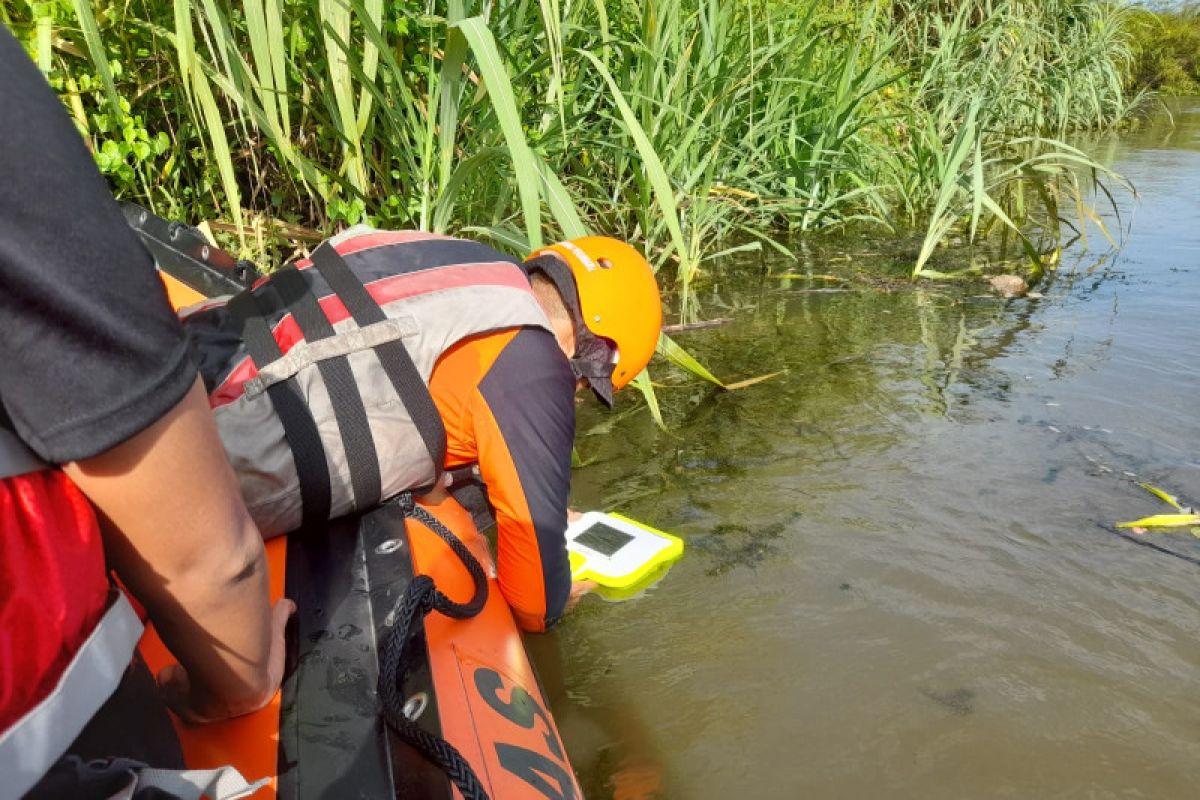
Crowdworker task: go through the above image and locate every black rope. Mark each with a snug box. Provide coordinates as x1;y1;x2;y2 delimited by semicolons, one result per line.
378;493;490;800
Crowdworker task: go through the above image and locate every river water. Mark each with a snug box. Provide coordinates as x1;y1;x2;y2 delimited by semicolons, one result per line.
541;99;1200;798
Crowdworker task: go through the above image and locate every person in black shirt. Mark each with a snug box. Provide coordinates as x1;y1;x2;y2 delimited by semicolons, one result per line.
0;23;291;796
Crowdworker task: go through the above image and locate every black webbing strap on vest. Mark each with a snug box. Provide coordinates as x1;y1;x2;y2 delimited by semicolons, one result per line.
268;266;383;512
309;243;448;481
227;289;332;532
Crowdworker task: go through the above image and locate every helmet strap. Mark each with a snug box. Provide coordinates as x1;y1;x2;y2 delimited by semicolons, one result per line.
570;353;615;408
526;254;617;407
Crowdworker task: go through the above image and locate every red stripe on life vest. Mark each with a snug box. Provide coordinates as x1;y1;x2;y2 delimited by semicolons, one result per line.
247;231;453;291
304;230;454;266
210;261;531;408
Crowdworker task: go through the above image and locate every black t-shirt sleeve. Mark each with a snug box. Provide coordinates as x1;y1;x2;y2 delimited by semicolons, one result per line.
0;28;195;462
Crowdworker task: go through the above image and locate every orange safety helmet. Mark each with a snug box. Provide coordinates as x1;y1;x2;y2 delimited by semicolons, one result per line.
527;237;662;402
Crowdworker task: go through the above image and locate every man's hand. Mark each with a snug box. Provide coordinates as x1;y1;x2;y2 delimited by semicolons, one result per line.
564;510;595;609
610;758;664;800
157;598;295;724
565;510;594;609
567;579;596;610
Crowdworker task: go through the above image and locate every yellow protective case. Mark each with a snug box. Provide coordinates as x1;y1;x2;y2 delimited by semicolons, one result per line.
568;512;684;596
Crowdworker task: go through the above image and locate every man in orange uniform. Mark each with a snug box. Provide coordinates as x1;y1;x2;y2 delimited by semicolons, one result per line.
430;237;663;630
186;232;663;633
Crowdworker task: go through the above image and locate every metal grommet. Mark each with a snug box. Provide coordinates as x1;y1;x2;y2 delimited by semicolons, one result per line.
375;539;403;555
403;692;429;721
593;314;602;322
138;210;148;225
201;245;210;261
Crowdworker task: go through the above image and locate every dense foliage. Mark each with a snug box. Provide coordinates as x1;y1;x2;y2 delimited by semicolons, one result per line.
1;0;1141;293
1126;2;1200;96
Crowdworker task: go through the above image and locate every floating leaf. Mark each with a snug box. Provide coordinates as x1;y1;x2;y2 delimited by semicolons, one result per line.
1116;514;1200;529
723;370;787;391
1138;482;1189;513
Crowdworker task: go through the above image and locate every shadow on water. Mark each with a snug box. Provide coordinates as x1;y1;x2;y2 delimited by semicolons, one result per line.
542;98;1200;799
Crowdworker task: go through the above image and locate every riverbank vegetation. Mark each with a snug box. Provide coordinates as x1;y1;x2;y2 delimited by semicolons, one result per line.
1126;3;1200;96
3;0;1147;296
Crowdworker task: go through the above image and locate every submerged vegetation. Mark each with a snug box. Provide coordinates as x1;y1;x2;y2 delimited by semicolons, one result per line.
2;0;1147;295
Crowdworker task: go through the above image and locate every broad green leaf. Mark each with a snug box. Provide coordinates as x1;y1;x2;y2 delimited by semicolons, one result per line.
266;0;290;136
454;17;544;249
70;0;122;119
438;0;468;192
191;66;244;233
534;155;588;240
34;13;52;72
657;333;723;387
243;0;280;134
356;0;384;136
461;224;530;253
630;370;665;430
319;0;366;191
576;50;694;289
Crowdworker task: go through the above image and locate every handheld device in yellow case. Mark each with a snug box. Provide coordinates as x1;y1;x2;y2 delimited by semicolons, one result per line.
566;512;684;600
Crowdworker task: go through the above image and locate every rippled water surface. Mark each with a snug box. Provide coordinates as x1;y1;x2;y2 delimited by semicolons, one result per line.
540;99;1200;798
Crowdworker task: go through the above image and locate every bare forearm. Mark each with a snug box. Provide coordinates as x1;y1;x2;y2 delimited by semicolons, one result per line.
64;377;277;715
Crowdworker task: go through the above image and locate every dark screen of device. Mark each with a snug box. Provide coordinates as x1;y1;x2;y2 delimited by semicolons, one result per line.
574;522;635;556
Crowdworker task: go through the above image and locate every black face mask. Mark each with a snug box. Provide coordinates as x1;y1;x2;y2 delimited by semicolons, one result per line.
524;254;616;407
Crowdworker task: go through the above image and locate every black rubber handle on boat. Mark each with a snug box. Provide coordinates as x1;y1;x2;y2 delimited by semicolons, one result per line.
121;202;260;295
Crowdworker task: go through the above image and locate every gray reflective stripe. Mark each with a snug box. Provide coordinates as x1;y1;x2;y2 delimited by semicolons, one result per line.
327;222;376;245
127;765;269;800
0;591;143;800
243;315;419;398
0;426;47;479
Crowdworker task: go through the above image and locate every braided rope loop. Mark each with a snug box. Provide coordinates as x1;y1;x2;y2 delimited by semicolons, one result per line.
377;494;491;800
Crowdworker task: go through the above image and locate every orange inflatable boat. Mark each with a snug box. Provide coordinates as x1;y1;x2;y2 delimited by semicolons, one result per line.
127;206;580;800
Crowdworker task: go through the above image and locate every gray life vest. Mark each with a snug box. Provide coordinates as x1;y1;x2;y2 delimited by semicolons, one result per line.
185;228;554;536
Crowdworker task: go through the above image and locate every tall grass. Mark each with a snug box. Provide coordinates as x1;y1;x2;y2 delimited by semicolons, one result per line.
15;0;1138;290
877;0;1136;277
1125;2;1200;96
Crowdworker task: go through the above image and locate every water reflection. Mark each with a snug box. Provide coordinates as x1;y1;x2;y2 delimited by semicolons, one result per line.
549;99;1200;799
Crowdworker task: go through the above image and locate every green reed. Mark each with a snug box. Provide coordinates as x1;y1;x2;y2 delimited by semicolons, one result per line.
1125;2;1200;96
12;0;1139;306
